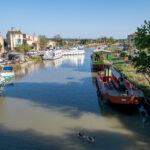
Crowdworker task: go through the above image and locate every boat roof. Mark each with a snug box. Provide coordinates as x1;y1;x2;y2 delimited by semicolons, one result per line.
3;66;13;71
110;66;121;79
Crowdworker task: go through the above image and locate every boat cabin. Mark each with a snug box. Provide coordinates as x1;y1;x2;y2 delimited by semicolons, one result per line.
92;50;112;66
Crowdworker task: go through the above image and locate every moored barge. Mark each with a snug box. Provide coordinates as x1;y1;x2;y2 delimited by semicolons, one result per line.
96;66;144;105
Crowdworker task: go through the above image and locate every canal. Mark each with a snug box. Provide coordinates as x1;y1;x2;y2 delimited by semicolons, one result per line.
0;48;150;150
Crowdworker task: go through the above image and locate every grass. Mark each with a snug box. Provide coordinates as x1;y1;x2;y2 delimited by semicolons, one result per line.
113;63;150;104
30;56;42;62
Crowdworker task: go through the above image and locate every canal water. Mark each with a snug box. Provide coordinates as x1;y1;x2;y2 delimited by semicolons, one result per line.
0;48;150;150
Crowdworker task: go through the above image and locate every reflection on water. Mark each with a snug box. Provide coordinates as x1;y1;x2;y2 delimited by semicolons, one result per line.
43;55;85;68
62;55;85;66
43;59;63;68
0;49;150;150
15;62;42;79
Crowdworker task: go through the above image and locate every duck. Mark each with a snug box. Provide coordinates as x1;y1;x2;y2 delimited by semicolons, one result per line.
77;132;86;139
86;136;95;143
139;105;148;117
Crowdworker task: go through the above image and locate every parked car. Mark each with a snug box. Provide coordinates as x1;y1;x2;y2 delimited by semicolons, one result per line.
8;52;25;62
0;58;8;63
0;58;4;63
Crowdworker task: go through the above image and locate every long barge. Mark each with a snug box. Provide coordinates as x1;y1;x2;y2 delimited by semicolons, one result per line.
96;66;144;105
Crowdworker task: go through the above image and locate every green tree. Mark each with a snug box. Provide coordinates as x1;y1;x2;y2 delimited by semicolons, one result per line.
0;43;2;53
128;42;136;55
80;39;90;45
39;35;49;50
15;43;31;53
108;37;115;44
59;40;67;46
133;51;150;84
132;20;150;84
135;20;150;50
120;51;127;57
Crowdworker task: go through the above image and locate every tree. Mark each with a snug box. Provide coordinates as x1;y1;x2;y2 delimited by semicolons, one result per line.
108;36;115;44
128;42;136;55
15;43;31;53
120;51;127;57
53;34;67;47
59;40;67;46
0;43;2;53
39;35;49;50
132;51;150;84
135;20;150;50
80;39;90;45
53;34;61;41
132;20;150;84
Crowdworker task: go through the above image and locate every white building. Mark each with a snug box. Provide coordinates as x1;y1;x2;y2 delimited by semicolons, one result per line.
0;34;4;54
23;34;39;50
6;30;23;50
47;40;56;49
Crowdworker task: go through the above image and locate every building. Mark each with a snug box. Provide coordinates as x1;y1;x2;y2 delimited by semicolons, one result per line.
6;30;23;50
23;34;39;50
47;40;56;49
0;34;4;54
128;33;137;45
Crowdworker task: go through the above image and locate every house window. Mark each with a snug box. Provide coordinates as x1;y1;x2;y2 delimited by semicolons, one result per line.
18;39;21;44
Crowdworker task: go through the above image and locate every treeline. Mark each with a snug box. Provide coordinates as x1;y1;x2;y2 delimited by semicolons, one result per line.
79;37;126;45
14;34;127;53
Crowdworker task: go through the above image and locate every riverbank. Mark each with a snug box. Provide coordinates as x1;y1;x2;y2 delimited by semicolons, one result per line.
84;43;100;48
113;63;150;104
3;56;42;71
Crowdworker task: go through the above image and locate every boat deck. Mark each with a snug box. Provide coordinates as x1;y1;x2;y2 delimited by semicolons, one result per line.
101;81;144;97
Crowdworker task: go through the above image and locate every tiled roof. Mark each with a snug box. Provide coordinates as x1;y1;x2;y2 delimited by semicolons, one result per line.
128;33;137;37
7;30;23;34
23;38;32;41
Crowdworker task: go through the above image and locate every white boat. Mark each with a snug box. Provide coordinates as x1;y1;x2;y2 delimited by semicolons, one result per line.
42;50;62;60
1;72;15;80
62;47;85;55
0;76;5;85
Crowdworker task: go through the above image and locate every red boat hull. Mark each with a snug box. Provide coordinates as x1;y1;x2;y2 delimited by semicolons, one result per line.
97;76;143;105
103;94;143;105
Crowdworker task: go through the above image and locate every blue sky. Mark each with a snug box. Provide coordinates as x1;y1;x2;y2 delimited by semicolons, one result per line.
0;0;150;39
